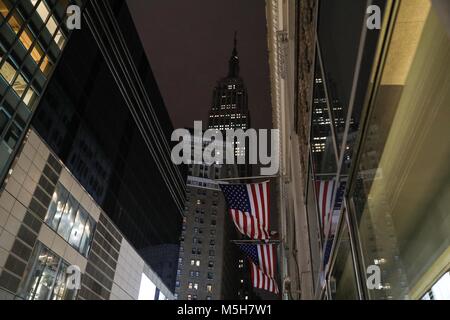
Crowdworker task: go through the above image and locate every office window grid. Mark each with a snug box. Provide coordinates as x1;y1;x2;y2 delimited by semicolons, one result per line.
0;0;74;185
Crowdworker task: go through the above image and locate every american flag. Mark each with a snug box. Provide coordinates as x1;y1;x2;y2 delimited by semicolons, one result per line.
239;243;279;294
315;179;346;267
238;243;276;277
250;262;279;294
220;182;270;240
315;179;335;235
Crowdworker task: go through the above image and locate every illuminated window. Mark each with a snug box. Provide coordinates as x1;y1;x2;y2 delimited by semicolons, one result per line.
20;242;77;300
0;57;17;84
32;0;66;49
4;5;52;75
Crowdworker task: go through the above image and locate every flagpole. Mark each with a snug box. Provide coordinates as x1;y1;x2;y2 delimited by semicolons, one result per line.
230;239;281;245
214;174;279;182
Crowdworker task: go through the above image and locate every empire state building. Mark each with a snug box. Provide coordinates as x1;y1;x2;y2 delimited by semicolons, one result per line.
208;33;251;177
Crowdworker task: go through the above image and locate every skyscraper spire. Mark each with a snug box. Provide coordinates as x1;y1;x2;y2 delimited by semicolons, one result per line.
228;31;240;77
233;31;238;57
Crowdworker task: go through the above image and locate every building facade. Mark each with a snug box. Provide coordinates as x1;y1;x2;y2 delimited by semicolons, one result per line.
175;176;239;300
0;0;186;299
0;0;82;189
267;0;450;300
175;36;258;300
30;0;186;292
0;129;174;300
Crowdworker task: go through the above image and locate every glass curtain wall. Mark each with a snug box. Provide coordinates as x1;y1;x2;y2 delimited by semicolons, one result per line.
44;182;96;257
306;0;370;298
309;0;450;300
19;242;77;300
0;0;72;183
348;0;450;300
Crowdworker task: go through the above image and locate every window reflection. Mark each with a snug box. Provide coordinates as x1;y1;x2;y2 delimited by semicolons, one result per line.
45;182;96;256
0;56;37;107
45;183;69;230
68;207;87;248
349;2;450;299
329;217;359;300
0;56;16;84
310;59;337;176
31;0;66;50
57;194;78;241
4;2;53;76
20;243;77;300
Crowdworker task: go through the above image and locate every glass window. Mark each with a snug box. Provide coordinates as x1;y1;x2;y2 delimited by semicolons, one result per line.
348;2;450;300
0;0;10;17
5;6;51;74
4;121;22;149
0;108;11;135
45;183;69;230
310;59;337;176
306;165;322;290
57;194;78;241
79;216;94;256
0;54;37;107
0;57;17;84
68;206;88;249
44;183;95;257
329;217;359;300
51;262;77;300
19;242;77;300
317;0;368;148
33;0;50;23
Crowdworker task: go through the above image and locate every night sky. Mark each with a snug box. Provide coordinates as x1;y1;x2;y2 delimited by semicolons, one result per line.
126;0;272;130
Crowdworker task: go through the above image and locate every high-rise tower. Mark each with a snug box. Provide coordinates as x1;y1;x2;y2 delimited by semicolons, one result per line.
208;33;250;178
176;34;254;300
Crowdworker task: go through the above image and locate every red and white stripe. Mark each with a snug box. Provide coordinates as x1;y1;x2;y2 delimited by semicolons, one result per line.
250;262;279;294
256;244;276;278
315;180;335;235
246;181;270;234
230;209;270;240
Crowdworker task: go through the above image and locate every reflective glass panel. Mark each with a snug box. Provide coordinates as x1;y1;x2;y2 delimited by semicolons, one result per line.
349;2;450;299
329;217;359;300
68;206;88;249
45;183;69;230
57;194;78;241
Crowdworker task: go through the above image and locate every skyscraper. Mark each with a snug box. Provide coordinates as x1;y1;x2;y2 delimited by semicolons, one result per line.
0;0;184;300
0;0;81;187
208;32;250;178
175;34;254;300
